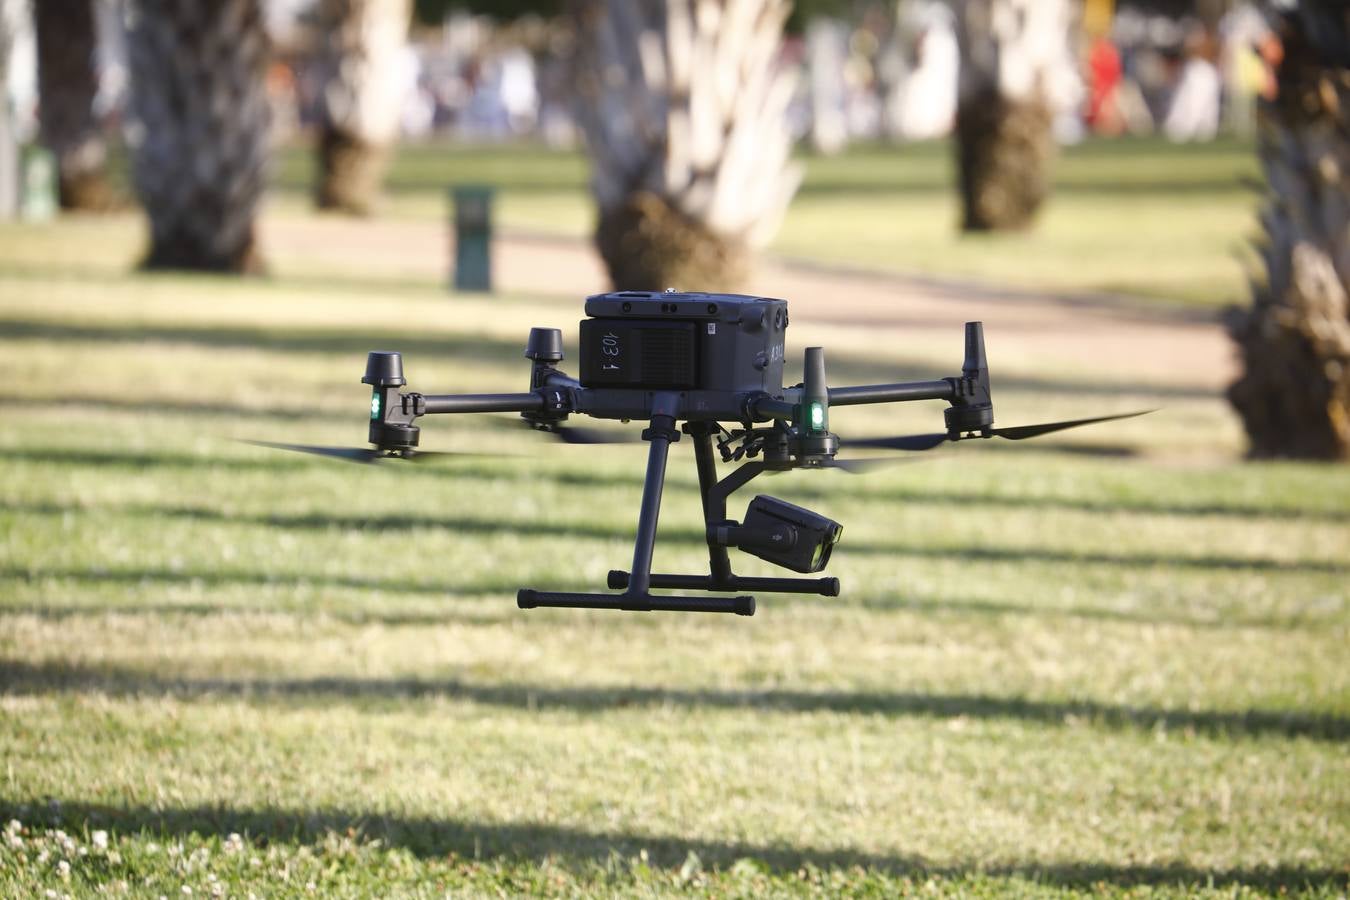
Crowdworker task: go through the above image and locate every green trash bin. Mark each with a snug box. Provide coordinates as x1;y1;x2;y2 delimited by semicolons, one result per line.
451;185;493;293
20;145;57;222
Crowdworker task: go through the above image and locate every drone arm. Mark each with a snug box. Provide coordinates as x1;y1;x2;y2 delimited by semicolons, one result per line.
748;380;956;421
827;380;956;407
420;392;547;414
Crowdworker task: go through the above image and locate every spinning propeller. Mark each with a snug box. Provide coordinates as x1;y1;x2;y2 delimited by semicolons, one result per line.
244;440;489;464
527;422;633;444
846;410;1155;452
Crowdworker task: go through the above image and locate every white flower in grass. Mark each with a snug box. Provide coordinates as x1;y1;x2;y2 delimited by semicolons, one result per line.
181;886;192;896
4;819;20;834
91;830;108;850
57;859;70;879
223;833;244;854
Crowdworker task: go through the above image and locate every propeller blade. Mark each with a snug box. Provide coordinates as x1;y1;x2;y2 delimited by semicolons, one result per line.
245;440;387;463
527;423;633;445
244;440;497;464
817;456;921;474
845;432;951;452
990;409;1154;441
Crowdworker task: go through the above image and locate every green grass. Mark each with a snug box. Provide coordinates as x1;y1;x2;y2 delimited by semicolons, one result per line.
266;137;1260;308
0;179;1347;896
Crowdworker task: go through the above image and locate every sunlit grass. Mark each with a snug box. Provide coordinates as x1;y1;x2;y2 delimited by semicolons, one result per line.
0;175;1346;897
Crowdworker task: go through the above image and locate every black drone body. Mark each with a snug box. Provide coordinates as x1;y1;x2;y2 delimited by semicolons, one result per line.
265;290;1146;617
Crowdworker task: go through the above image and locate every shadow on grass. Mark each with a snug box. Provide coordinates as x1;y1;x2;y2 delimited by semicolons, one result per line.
12;445;1345;526
7;589;1337;633
0;315;530;363
0;563;575;600
0;797;1337;891
1;658;1345;743
2;601;514;629
7;501;1347;577
0;798;1340;892
0;395;353;424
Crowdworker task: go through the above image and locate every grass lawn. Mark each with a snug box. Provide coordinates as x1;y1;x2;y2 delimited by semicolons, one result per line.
0;186;1347;898
267;137;1261;309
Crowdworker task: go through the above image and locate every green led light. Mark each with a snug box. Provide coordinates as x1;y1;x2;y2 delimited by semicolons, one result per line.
808;401;825;431
370;390;381;420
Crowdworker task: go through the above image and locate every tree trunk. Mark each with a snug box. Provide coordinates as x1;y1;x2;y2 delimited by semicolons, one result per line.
314;0;410;216
35;0;113;211
571;0;801;292
0;0;19;220
126;0;270;273
953;0;1078;231
1227;5;1350;461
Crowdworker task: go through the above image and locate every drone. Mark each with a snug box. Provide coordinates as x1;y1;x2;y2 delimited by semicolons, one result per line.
259;290;1147;617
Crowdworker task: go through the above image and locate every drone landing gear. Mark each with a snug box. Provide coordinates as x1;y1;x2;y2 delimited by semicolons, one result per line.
518;399;822;617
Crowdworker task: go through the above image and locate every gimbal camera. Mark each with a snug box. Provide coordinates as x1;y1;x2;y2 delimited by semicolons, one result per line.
261;290;1147;616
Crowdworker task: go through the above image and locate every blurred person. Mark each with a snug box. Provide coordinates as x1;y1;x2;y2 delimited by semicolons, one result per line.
1220;3;1270;137
496;45;537;135
265;59;299;144
1163;26;1221;142
807;18;849;154
1085;33;1124;135
889;0;958;140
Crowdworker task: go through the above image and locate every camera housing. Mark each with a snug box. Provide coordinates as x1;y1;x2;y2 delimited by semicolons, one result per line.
731;494;843;574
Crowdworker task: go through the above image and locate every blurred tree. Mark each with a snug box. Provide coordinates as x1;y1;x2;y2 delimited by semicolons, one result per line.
570;0;801;291
35;0;114;210
952;0;1077;231
126;0;270;272
314;0;412;215
0;0;18;220
1227;4;1350;460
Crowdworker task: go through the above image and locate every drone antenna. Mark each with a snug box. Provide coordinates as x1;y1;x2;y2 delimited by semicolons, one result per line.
802;346;829;434
963;321;988;375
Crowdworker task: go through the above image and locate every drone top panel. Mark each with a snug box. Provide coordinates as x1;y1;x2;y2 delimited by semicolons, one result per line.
579;291;789;397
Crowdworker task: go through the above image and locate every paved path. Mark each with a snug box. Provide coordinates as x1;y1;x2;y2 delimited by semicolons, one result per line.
265;216;1236;393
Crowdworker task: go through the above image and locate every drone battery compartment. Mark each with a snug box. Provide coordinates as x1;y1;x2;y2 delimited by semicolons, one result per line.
579;319;699;389
578;292;788;396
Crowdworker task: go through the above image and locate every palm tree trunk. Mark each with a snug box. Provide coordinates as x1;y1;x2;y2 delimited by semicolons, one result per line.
1227;4;1350;460
314;0;411;216
571;0;801;292
953;0;1077;231
35;0;113;210
126;0;270;273
0;0;20;220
